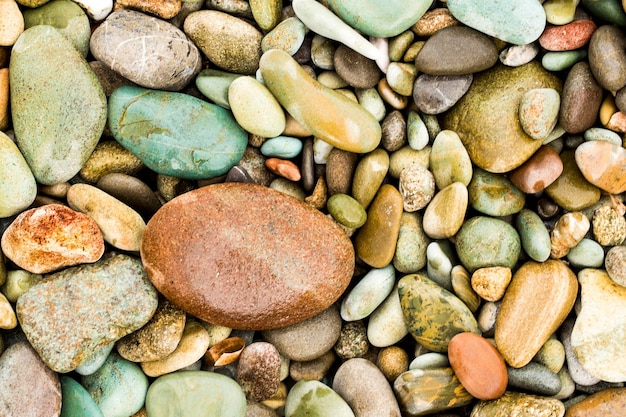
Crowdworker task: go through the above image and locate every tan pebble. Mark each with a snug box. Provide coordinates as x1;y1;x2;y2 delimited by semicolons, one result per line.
141;320;210;377
411;8;459;37
600;94;618;126
204;336;245;367
289;350;336;381
304;176;327;210
471;266;512;302
265;158;301;181
79;141;144;183
606;111;626;133
451;265;481;313
2;269;41;302
532;338;565;373
283;113;312;137
261;382;287;410
592;204;626;246
37;182;71;199
326;148;357;195
115;0;181;19
199;321;232;347
575;140;626;194
0;68;8;131
0;0;24;46
0;293;16;329
376;346;409;381
399;164;435;212
550;211;590;258
156;174;195;201
422;182;468;239
377;78;409;110
388;145;430;178
67;183;146;252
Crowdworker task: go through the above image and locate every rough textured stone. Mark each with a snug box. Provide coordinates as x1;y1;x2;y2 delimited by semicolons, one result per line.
565;387;626;417
237;342;281;401
471;391;565;417
539;19;597;51
116;0;181;19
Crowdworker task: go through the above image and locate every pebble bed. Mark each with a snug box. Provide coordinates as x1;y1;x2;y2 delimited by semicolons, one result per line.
1;0;626;416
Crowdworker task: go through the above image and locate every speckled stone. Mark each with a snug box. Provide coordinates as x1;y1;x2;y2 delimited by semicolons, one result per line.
559;62;603;134
333;44;381;89
0;0;23;46
326;148;357;196
116;0;181;19
261;17;305;55
519;88;560;140
545;150;601;211
237;342;281;401
471;391;565;417
334;320;369;360
289;350;336;382
59;376;104;417
539;19;597;51
142;183;354;330
507;362;562;396
0;342;61;417
91;10;201;90
413;73;473;114
592;205;626;246
565;387;626;417
509;146;563;194
80;141;144;183
550;211;590;259
471;266;512;302
1;204;104;274
399;164;435;212
16;253;158;373
411;8;459;37
575;140;626;194
606;246;626;286
351;148;389;209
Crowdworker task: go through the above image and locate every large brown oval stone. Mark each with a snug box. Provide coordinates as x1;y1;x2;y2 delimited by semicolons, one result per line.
141;182;355;330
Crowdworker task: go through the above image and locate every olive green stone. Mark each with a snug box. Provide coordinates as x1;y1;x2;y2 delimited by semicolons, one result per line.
327;193;367;229
388;145;431;178
442;62;561;173
285;380;355;417
351;148;389;209
0;131;36;218
455;216;521;273
249;0;282;31
545;150;601;211
515;208;551;263
468;168;526;216
195;69;242;109
393;212;429;274
398;274;479;352
429;130;472;189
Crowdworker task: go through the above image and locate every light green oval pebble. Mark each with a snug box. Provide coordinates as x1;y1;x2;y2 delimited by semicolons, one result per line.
260;136;303;158
60;376;104;417
393;212;429;274
195;69;242;109
468;168;525;217
0;132;37;218
426;240;455;291
409;352;450;370
367;283;409;347
386;62;417;97
583;127;622;146
429;130;472;189
261;17;306;55
341;264;395;321
327;193;367;228
407;111;429;151
356;87;386;122
228;76;286;137
566;238;604;268
286;380;355;417
542;50;587;71
515;208;551;262
2;269;42;303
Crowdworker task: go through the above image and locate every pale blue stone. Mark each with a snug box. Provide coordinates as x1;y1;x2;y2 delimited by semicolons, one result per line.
516;208;551;262
542;50;587;72
60;376;104;417
260;136;304;158
340;264;395;321
408;111;429;151
567;238;604;268
75;342;115;376
583;127;622;146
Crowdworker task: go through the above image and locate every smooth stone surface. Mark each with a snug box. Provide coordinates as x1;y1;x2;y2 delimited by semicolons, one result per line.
515;208;552;263
117;0;181;19
332;358;401;417
260;49;381;153
394;367;473;416
0;342;61;417
409;352;450;370
588;25;626;92
560;317;601;386
416;25;498;75
367;283;409;347
560;62;603;134
16;253;158;373
10;25;106;185
471;266;512;302
398;273;479;352
229;76;285;138
468;168;525;217
584;127;622;145
543;0;578;25
195;69;241;109
75;342;115;376
455;216;521;273
79;140;144;184
426;240;455;291
549;210;590;259
0;130;36;217
507;362;562;396
448;332;507;400
285;380;354;417
443;62;561;173
142;183;354;330
606;246;626;286
567;238;604;269
1;204;104;274
289;350;336;382
542;49;588;72
447;0;546;45
509;145;563;194
565;387;626;417
575;140;626;194
539;19;597;51
91;10;201;90
429;130;472;189
60;376;104;417
451;265;481;313
519;88;560;140
545;150;601;211
341;264;395;321
146;371;246;417
571;269;626;382
495;260;578;368
351;148;389;209
260;136;303;159
261;17;306;55
393;212;428;274
413;73;472;114
333;44;381;89
422;182;468;239
96;173;162;218
237;342;281;401
72;0;112;20
533;338;566;374
108;85;247;180
471;391;565;417
500;43;540;67
327;194;367;229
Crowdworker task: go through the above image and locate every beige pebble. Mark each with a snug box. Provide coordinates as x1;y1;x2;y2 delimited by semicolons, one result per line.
0;0;24;46
399;164;435;212
0;68;8;131
377;78;409;109
0;292;16;329
550;211;590;258
471;266;512;302
376;346;409;381
37;182;71;199
388;145;430;178
79;141;143;183
422;182;468;239
115;0;181;19
97;173;162;218
1;269;41;302
592;204;626;246
411;8;459;37
289;350;336;382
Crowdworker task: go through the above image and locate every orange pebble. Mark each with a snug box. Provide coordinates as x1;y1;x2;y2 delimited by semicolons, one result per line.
265;158;301;181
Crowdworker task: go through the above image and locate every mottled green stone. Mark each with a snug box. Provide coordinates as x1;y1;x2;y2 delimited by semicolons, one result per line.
327;193;367;228
468;168;525;216
286;380;355;417
60;376;104;417
516;208;551;263
398;274;479;352
455;216;521;273
108;86;247;180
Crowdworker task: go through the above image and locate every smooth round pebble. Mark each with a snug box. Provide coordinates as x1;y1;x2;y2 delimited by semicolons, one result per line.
229;76;286;138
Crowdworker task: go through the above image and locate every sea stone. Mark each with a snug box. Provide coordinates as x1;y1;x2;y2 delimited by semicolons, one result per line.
575;140;626;194
588;25;626;92
495;260;578;368
519;88;560;140
1;204;104;274
16;253;158;373
509;146;563;194
0;130;36;217
10;25;107;185
285;380;354;417
565;387;626;417
236;342;281;401
442;62;561;173
116;0;181;19
141;182;354;330
471;391;565;417
539;19;597;51
90;10;201;90
545;150;601;211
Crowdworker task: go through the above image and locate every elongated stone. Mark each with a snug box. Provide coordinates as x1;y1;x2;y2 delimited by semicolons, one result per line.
515;208;551;263
429;130;472;189
10;25;106;185
260;49;381;153
108;86;247;180
565;387;626;417
141;182;354;330
472;391;565;417
495;260;578;368
228;76;285;138
195;69;242;110
422;182;468;239
341;264;395;322
367;283;409;347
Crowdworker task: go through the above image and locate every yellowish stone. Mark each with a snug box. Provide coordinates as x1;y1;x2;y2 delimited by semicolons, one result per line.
422;182;468;239
471;266;512;302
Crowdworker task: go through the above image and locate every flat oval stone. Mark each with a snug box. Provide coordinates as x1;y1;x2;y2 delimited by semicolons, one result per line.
416;25;498;75
442;62;561;173
333;44;381;89
96;173;162;218
565;387;626;417
1;204;104;274
422;182;468;239
0;0;23;46
559;62;603;134
146;371;246;417
588;25;626;92
515;208;551;263
468;168;525;217
260;49;381;153
542;49;588;72
184;10;262;75
509;145;563;194
90;10;201;90
567;238;605;269
341;264;395;322
495;260;578;368
539;20;597;51
447;0;546;45
141;182;354;330
195;69;242;109
261;17;306;55
286;380;355;417
16;253;158;373
228;76;285;138
545;150;601;211
367;283;409;347
108;85;247;180
10;25;107;185
0;130;36;217
500;43;540;67
80;140;144;184
398;273;479;352
413;73;472;114
448;332;507;400
429;130;473;189
472;391;565;417
519;88;561;140
327;193;367;229
60;376;104;417
507;362;562;396
575;140;626;194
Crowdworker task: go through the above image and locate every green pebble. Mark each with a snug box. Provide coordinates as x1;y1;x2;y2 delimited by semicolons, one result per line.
260;136;303;158
426;241;455;291
341;264;395;321
0;132;37;218
261;17;306;55
468;168;525;216
327;193;367;228
386;62;417;97
581;0;626;26
407;110;429;151
388;30;415;62
542;50;587;71
195;69;242;109
393;212;429;274
60;376;104;417
516;208;551;263
2;270;42;303
355;88;386;122
566;238;604;268
286;380;355;417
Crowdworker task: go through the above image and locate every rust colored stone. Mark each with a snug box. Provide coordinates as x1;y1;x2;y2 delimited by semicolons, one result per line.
509;146;564;194
565;388;626;417
0;204;104;274
539;20;597;51
411;8;459;37
264;158;301;181
141;182;355;330
115;0;182;19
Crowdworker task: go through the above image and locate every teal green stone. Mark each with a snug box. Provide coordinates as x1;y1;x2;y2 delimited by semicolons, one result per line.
10;25;107;185
327;193;367;228
447;0;546;45
566;238;604;268
195;69;242;109
581;0;626;26
398;274;479;352
23;0;90;56
260;136;303;159
286;380;355;417
326;0;433;38
261;17;307;55
81;353;148;417
108;86;247;180
516;208;551;263
455;216;521;272
60;376;104;417
468;168;525;216
146;371;246;417
393;212;429;274
542;50;587;72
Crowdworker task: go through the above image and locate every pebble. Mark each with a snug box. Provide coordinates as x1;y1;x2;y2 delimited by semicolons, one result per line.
16;253;158;373
376;346;409;381
142;183;354;330
534;338;566;374
426;240;455;291
451;265;481;313
334;320;369;360
515;208;552;263
550;211;590;259
289;350;335;381
429;130;473;189
333;45;381;89
584;126;622;145
500;43;540;67
96;173;162;218
495;260;578;368
509;145;563;194
351;148;389;209
468;168;526;216
606;246;626;286
560;317;601;386
409;352;450;370
565;387;626;416
341;264;395;322
398;163;435;212
261;17;306;55
411;8;459;37
519;88;561;140
0;0;23;46
80;140;144;183
575;140;626;194
285;380;354;417
2;269;42;303
237;342;281;401
0;342;61;417
539;20;597;52
367;283;409;347
393;212;429;274
567;238;605;268
260;136;303;159
507;362;562;396
471;266;512;302
543;0;577;25
412;73;473;115
545;150;601;211
387;63;417;97
75;341;115;376
60;376;104;417
195;69;242;109
0;204;104;274
265;158;301;182
327;193;366;228
381;110;406;151
543;49;588;72
145;371;246;417
0;130;36;217
592;204;626;246
560;62;603;134
11;25;107;185
0;292;16;329
73;0;112;20
389;146;430;178
588;25;626;92
229;76;285;138
406;111;428;150
422;182;468;239
0;68;8;131
471;391;565;417
326;148;357;195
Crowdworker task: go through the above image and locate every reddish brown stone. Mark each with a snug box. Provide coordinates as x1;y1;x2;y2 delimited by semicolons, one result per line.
0;204;104;274
539;20;597;51
141;182;355;330
565;388;626;417
509;146;564;194
448;332;507;400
